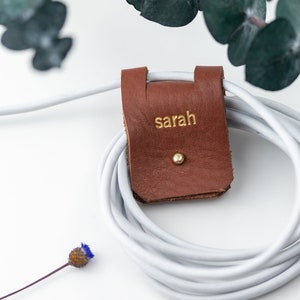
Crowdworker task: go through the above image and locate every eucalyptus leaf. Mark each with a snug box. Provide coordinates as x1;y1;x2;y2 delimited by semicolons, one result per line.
0;0;47;25
23;1;67;48
1;1;66;50
197;0;203;11
1;25;30;50
277;0;300;32
228;21;262;66
202;0;266;44
246;19;300;91
141;0;198;27
126;0;142;11
33;37;72;71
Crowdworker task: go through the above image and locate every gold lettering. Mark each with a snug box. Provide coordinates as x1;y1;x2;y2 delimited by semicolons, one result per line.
172;115;178;127
163;116;172;128
154;110;196;129
187;110;196;125
178;115;187;127
155;117;163;128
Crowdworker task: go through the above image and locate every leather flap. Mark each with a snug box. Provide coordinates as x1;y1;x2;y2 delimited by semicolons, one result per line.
121;66;233;203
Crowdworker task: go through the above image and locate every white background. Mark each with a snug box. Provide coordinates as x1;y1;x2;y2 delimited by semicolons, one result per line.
0;1;299;299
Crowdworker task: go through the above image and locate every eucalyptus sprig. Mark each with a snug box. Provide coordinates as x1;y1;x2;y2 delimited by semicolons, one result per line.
127;0;300;91
1;1;299;91
0;0;72;71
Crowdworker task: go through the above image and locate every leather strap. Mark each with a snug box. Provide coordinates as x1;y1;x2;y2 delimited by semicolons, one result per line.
121;66;233;203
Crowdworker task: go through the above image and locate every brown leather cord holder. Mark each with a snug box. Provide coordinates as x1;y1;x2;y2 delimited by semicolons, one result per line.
121;66;233;203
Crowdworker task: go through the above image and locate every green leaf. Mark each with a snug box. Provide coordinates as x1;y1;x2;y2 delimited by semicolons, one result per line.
2;1;67;50
33;37;72;70
228;0;266;66
202;0;266;44
277;0;300;32
197;0;203;11
140;0;198;27
1;25;30;50
228;22;261;66
23;1;67;47
0;0;47;25
246;19;300;91
126;0;142;11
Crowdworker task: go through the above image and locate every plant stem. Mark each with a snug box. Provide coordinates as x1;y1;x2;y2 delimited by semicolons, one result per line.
248;16;267;28
0;263;70;299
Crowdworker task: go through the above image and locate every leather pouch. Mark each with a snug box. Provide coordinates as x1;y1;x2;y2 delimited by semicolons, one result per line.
121;66;233;203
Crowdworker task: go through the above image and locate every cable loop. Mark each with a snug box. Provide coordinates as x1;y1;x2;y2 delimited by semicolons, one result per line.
1;71;299;299
99;75;300;300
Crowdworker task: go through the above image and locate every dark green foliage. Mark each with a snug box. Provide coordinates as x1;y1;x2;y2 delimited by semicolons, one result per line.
1;0;300;90
33;37;72;70
202;1;247;44
127;0;199;27
197;0;203;11
0;0;48;25
246;0;300;90
246;19;300;91
202;0;266;66
126;0;142;11
277;0;300;32
126;0;300;91
141;0;198;27
228;21;261;66
2;26;31;50
0;0;71;70
2;2;66;50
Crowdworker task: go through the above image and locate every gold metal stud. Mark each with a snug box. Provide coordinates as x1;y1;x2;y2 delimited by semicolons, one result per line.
172;153;185;165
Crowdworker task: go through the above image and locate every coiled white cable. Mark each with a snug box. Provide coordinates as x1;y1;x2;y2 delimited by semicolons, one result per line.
98;73;300;300
1;72;300;299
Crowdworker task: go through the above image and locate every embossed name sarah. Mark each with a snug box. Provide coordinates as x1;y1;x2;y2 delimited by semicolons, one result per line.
154;110;196;129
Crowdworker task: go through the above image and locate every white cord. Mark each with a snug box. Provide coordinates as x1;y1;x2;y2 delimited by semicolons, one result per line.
2;72;300;299
98;74;300;300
